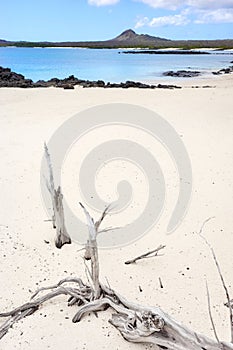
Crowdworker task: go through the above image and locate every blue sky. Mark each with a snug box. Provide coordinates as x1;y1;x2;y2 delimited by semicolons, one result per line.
1;0;233;41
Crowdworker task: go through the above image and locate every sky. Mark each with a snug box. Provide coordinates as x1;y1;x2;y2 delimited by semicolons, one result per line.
1;0;233;41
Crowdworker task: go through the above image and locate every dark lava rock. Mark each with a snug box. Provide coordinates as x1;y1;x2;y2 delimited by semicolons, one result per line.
123;80;154;88
157;83;181;89
33;80;48;87
0;66;33;87
103;80;180;89
212;65;233;75
82;80;106;88
123;50;210;55
163;70;201;78
0;66;181;89
63;84;75;90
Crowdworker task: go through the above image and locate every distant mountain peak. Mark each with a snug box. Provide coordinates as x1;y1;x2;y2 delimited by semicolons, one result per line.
121;29;136;36
115;29;138;41
112;29;170;44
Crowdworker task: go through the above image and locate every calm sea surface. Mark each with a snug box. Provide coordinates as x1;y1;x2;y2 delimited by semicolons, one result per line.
0;47;232;82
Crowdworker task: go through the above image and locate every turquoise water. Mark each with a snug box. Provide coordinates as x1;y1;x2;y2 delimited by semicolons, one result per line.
0;47;232;82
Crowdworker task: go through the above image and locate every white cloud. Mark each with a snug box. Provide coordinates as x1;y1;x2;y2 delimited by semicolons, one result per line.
135;17;150;28
187;0;233;10
138;0;183;10
88;0;119;6
195;8;233;23
135;1;233;27
135;11;190;28
88;0;233;11
137;0;233;10
150;13;189;26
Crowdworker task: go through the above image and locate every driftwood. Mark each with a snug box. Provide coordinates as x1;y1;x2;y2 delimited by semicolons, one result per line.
197;217;233;342
79;202;101;299
44;143;71;248
206;280;220;343
0;207;233;349
125;244;166;265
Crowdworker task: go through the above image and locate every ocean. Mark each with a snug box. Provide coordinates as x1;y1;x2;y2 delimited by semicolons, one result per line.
0;47;232;83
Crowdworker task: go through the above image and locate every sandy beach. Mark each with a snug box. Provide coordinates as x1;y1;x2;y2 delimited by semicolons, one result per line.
0;74;233;349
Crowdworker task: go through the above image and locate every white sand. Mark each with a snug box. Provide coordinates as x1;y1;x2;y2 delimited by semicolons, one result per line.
0;75;233;349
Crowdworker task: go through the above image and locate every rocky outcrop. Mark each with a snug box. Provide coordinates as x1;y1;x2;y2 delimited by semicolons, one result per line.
123;50;210;55
34;77;182;89
0;66;33;87
163;64;233;78
212;66;233;75
163;70;201;78
0;66;182;89
1;64;232;90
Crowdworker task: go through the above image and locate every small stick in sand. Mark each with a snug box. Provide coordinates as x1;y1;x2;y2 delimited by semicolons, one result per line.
159;277;164;289
124;244;165;265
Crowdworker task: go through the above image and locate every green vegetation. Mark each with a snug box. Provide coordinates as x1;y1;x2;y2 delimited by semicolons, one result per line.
1;29;233;49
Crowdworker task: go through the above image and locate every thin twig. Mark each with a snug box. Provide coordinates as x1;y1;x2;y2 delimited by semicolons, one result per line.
79;202;96;240
206;280;220;343
98;226;121;234
198;217;215;235
125;245;166;265
95;204;112;232
198;217;233;343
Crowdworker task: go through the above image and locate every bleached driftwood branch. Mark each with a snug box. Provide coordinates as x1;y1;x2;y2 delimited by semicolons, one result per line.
1;208;233;350
197;217;233;343
79;202;101;299
206;280;220;343
125;244;166;265
44;143;71;248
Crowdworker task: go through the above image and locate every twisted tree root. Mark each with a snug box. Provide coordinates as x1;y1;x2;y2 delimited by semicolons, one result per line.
1;277;233;350
0;279;95;340
1;208;232;349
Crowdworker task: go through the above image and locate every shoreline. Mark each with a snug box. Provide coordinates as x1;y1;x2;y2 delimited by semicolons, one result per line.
0;73;231;90
144;71;233;88
3;46;233;51
0;64;233;90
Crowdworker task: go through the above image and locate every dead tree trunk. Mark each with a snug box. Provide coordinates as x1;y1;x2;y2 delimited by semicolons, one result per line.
79;202;101;299
53;186;71;249
44;143;71;248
